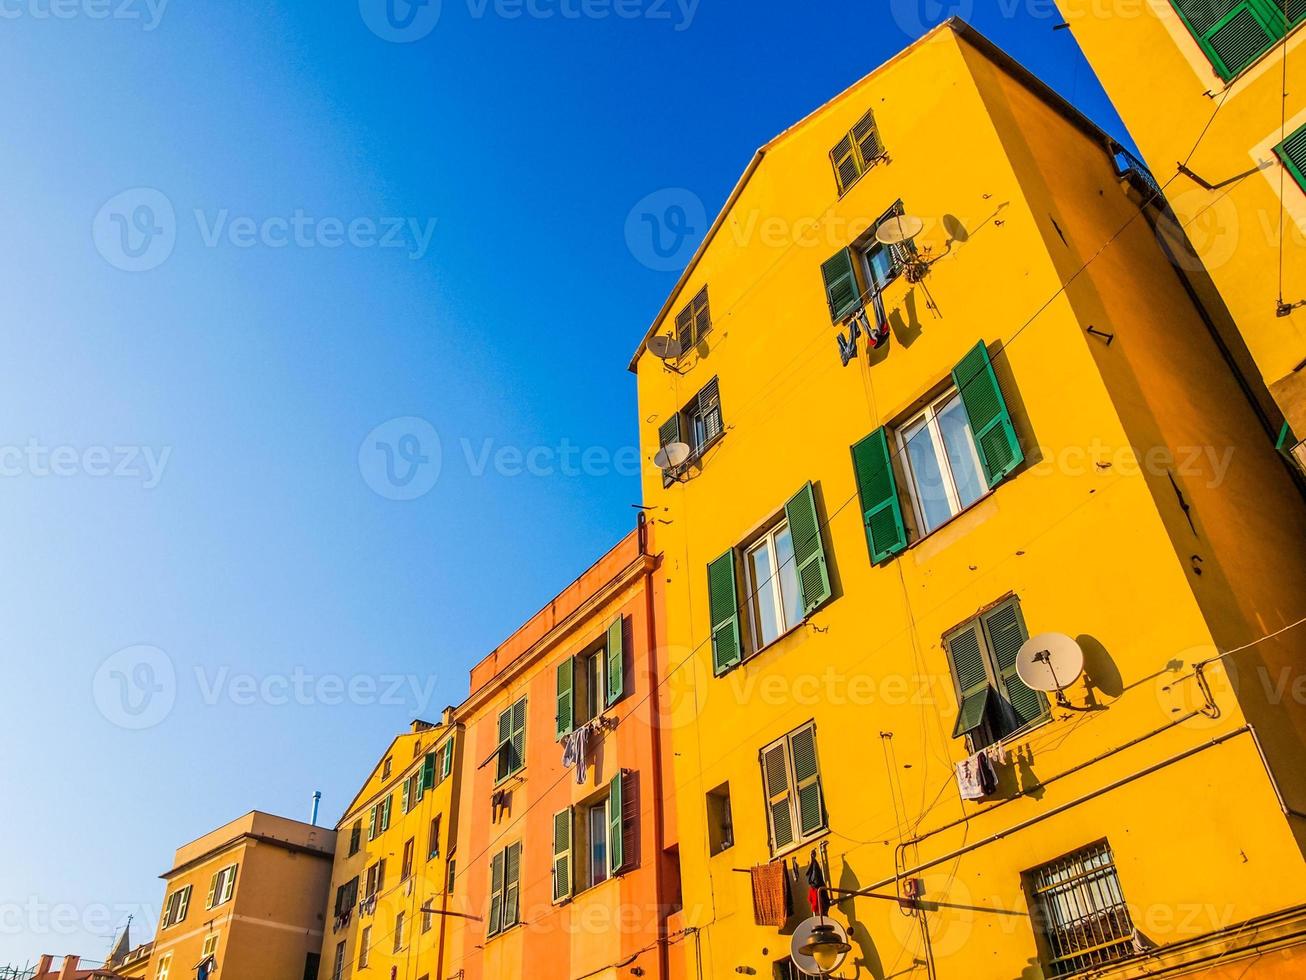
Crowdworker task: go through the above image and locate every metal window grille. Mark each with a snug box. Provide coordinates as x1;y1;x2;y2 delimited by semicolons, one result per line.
1030;842;1136;976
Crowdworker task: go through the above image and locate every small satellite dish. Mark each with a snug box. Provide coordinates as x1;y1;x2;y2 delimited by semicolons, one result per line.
647;334;683;360
875;213;925;246
791;916;851;977
654;441;691;470
1016;633;1085;693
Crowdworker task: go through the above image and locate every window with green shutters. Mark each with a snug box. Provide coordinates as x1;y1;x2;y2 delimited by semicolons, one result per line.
495;698;527;783
784;483;832;617
944;597;1048;749
441;739;454;780
555;616;627;739
487;841;522;938
851;427;909;564
605;616;626;708
421;751;436;792
953;342;1023;487
555;657;575;739
1169;0;1304;81
674;285;712;353
830;109;885;195
1275;123;1306;193
760;721;826;855
551;808;572;903
821;248;861;322
608;770;627;875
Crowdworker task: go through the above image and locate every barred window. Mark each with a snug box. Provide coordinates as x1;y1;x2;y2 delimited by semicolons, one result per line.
1028;841;1136;977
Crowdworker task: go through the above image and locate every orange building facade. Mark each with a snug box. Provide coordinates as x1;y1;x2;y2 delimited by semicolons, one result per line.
444;522;686;980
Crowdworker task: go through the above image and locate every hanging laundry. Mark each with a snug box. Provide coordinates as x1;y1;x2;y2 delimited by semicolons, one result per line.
805;853;830;917
751;861;789;927
977;750;999;796
955;754;985;801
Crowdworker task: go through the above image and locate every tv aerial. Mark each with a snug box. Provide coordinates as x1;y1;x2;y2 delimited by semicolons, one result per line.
1016;633;1085;707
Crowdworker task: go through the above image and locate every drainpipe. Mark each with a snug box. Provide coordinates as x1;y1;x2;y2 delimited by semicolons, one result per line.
639;512;671;980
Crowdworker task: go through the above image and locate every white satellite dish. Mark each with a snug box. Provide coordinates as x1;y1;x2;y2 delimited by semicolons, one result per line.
647;334;683;360
874;213;925;246
790;916;851;977
654;441;691;470
1016;633;1085;693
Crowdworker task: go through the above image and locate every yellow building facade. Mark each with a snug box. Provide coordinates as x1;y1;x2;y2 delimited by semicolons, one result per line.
317;714;461;980
1057;0;1306;461
631;20;1306;980
148;811;334;980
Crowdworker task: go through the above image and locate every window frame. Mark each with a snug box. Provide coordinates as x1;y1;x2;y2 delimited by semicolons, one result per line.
674;285;712;354
759;721;827;856
331;941;345;980
743;518;804;653
207;864;238;910
895;385;989;536
486;841;523;939
1026;840;1136;977
161;885;191;929
1169;0;1303;82
494;697;528;784
428;814;442;861
358;925;371;968
154;953;172;980
830;109;885;196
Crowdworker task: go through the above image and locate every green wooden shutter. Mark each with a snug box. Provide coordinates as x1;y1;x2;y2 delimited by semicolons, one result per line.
206;872;218;909
707;551;742;675
503;842;521;928
675;303;694;353
953;342;1023;488
761;741;795;852
510;699;526;775
496;707;513;781
1275;123;1306;193
1170;0;1283;80
421;752;436;791
608;772;625;874
851;111;882;168
984;600;1047;728
555;658;574;739
946;621;993;737
831;133;861;194
381;795;392;831
789;724;825;837
401;778;411;813
442;740;454;779
821;248;860;322
851;428;908;563
367;804;377;841
606;616;626;706
784;482;832;616
487;851;505;936
658;414;682;484
551;808;573;903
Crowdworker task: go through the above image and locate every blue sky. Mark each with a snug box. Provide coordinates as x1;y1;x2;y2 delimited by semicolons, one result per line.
0;0;1130;966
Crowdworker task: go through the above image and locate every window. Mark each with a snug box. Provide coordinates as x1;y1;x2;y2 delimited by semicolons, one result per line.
819;202;913;327
555;618;626;738
381;756;392;779
403;768;426;813
200;934;218;961
368;794;393;841
447;858;456;896
206;864;237;910
674;285;711;353
358;926;371;968
945;597;1049;749
897;387;988;535
487;842;523;938
422;905;433;932
706;783;734;856
393;911;405;953
401;838;415;880
440;739;454;781
495;698;527;782
1028;842;1135;976
708;483;832;674
349;820;362;856
154;954;171;980
161;885;191;928
428;815;442;860
1169;0;1304;81
852;342;1024;563
551;772;631;903
302;952;320;980
364;858;386;899
1275;123;1306;193
331;941;345;980
760;722;826;854
830;109;884;195
658;378;724;483
334;877;359;919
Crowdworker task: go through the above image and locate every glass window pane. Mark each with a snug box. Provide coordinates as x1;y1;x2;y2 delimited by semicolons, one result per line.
866;245;894;291
903;417;952;533
938;395;986;509
772;524;804;632
589;805;607;885
748;540;781;647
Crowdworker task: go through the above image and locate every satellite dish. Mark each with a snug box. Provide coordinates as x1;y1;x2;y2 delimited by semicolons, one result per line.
875;213;925;246
654;441;691;470
648;334;683;360
1016;633;1085;693
791;916;851;977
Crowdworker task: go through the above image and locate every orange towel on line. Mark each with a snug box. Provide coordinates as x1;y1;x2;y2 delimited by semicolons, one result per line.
751;861;789;927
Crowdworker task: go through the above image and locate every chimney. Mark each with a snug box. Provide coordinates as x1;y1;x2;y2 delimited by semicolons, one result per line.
36;955;52;977
57;955;79;980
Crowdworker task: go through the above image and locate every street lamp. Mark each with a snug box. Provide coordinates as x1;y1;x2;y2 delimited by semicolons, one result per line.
798;918;851;976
